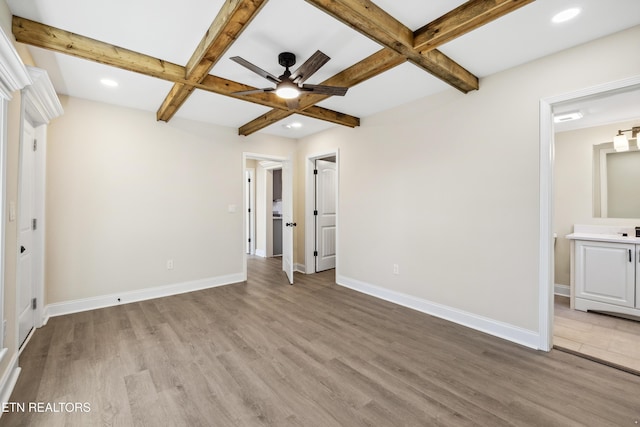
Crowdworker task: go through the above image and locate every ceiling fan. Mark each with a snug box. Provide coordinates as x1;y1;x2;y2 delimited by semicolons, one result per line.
230;51;348;109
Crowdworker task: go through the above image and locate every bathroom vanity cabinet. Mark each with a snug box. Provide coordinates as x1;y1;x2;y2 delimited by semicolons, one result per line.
568;226;640;318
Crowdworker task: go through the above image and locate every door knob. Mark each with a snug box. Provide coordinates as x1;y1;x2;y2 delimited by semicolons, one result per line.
20;246;25;254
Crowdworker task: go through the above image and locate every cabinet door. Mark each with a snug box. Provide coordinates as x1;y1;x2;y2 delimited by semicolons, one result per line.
637;246;640;309
575;241;635;307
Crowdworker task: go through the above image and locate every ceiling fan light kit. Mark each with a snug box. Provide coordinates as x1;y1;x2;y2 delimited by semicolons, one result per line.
275;80;300;99
231;50;348;101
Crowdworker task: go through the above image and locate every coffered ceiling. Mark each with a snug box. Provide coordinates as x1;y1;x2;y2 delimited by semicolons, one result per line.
6;0;640;138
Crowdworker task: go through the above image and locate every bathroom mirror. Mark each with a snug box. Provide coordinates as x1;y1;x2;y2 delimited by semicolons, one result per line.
593;141;640;218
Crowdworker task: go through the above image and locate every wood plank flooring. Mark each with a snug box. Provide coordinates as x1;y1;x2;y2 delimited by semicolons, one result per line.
554;295;640;374
3;256;640;426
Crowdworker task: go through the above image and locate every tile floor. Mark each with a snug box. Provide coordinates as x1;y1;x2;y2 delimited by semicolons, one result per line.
554;295;640;374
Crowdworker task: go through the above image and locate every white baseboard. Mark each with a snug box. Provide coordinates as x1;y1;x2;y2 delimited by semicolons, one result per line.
554;284;570;297
294;263;306;274
0;350;20;414
336;275;540;350
255;249;266;258
45;273;244;319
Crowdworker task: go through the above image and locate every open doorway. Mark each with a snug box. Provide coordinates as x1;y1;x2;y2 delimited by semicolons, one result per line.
305;150;339;274
242;153;295;284
539;76;640;372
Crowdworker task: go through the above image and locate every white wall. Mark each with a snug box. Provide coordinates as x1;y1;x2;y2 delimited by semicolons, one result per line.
296;25;640;336
46;96;294;304
554;119;640;287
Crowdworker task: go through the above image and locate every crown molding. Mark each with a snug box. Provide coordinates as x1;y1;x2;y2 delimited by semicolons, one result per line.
23;66;63;125
0;27;31;99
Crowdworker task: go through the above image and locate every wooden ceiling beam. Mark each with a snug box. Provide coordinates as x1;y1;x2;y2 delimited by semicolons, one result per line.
12;16;186;82
304;0;478;93
237;48;404;135
237;0;536;135
414;0;535;52
157;0;268;122
12;16;360;130
239;110;293;136
238;104;361;137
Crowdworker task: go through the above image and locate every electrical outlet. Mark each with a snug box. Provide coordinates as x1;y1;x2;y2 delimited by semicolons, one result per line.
393;264;400;275
167;259;174;270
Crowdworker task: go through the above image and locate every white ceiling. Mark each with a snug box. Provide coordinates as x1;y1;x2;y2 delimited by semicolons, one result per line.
6;0;640;138
554;87;640;133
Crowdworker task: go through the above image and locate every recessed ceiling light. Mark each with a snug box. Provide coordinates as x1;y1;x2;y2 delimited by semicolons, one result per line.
554;111;583;123
552;8;581;24
100;78;118;87
284;122;302;129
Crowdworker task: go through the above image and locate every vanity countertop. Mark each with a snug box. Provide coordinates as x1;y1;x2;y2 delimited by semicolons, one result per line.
566;232;640;244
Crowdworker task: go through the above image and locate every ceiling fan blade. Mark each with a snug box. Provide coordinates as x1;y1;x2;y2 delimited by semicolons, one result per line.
232;88;274;96
230;56;281;84
285;98;299;110
301;84;348;96
291;50;330;84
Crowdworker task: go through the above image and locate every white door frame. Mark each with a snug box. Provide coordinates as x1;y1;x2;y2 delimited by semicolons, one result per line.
242;152;288;281
304;149;339;275
16;67;62;344
245;168;256;255
538;75;640;351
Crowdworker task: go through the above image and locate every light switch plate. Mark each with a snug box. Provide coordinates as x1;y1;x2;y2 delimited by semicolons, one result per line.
228;204;237;213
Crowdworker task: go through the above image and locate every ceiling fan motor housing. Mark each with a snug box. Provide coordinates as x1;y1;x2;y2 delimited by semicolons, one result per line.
278;52;296;68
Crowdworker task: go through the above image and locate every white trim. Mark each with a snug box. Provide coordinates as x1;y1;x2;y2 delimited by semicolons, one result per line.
23;67;63;126
0;100;6;350
294;263;306;273
45;273;244;318
539;75;640;352
254;249;266;258
554;284;570;297
338;274;540;349
304;149;339;275
0;350;20;413
538;98;554;352
33;126;46;328
0;28;31;100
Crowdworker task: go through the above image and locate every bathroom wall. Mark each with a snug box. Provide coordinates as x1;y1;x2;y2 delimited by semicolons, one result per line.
554;119;640;286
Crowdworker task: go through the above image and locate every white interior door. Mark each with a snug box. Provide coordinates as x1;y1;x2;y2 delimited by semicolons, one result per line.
315;159;337;272
282;157;294;284
18;121;35;347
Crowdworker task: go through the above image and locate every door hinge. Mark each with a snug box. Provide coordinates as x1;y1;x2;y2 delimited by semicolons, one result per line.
248;208;251;213
248;238;251;243
313;169;318;175
313;210;318;216
313;250;318;257
33;139;37;151
248;178;251;183
32;218;37;230
32;298;37;310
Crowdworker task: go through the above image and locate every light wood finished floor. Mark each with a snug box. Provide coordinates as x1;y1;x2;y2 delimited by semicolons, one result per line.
3;257;640;426
554;295;640;374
